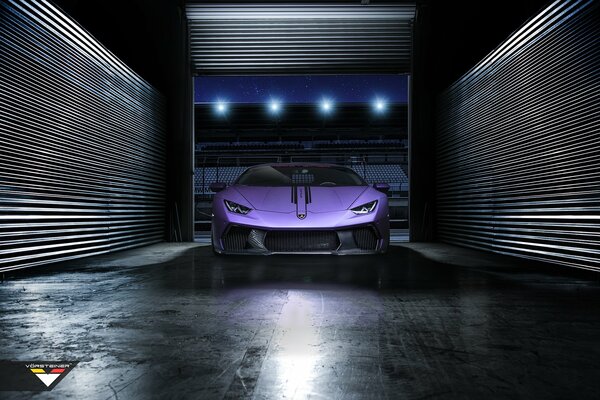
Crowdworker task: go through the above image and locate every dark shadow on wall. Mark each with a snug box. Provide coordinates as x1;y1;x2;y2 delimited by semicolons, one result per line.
410;0;549;241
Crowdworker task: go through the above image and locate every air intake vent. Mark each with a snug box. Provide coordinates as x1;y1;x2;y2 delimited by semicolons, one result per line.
352;227;379;250
222;226;251;251
264;231;339;252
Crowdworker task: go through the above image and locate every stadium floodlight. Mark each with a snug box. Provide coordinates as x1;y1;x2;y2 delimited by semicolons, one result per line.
214;100;229;116
319;98;334;115
373;98;387;114
268;99;282;115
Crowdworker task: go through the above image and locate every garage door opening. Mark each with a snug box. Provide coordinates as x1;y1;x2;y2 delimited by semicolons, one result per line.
185;2;415;244
193;74;409;241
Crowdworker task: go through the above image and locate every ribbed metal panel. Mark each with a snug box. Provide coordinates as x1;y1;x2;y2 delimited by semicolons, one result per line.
186;2;415;75
0;0;167;272
436;0;599;271
264;230;339;252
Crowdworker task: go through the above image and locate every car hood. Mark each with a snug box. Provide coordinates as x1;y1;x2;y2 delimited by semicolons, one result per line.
232;185;370;212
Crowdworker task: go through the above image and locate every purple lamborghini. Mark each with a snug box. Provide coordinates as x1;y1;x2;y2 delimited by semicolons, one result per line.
210;163;390;255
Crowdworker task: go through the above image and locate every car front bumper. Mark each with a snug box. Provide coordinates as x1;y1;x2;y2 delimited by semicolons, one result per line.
211;209;389;255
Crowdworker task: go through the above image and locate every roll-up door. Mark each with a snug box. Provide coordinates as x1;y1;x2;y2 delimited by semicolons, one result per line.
0;0;167;272
436;0;599;271
186;2;415;75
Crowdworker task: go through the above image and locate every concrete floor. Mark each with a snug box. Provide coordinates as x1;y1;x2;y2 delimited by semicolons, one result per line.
0;243;599;399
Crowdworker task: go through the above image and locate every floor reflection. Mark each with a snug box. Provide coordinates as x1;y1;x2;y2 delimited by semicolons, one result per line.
158;245;465;292
2;244;600;399
272;291;320;398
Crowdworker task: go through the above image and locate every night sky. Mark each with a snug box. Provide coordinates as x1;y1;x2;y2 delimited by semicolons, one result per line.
194;75;408;104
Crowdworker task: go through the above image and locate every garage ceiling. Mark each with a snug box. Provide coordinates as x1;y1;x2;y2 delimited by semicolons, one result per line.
186;2;415;75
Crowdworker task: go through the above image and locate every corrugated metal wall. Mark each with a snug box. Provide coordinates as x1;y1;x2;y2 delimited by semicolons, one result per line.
436;0;599;271
0;0;167;272
186;2;415;75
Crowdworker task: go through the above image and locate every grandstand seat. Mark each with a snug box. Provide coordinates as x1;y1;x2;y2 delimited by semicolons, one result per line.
195;164;408;196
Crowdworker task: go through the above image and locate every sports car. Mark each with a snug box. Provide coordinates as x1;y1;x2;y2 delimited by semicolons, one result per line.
210;163;390;255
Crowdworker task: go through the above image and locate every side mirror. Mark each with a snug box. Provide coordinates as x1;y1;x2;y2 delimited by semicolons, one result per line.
209;182;227;193
373;183;390;193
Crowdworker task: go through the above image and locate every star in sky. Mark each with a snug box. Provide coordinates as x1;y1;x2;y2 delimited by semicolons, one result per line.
195;75;408;104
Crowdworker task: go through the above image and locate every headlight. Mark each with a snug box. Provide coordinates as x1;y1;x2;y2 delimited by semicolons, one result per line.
224;200;251;215
351;200;378;215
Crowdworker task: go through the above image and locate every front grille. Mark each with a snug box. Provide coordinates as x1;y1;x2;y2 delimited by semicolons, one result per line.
352;227;379;250
222;226;251;251
264;231;339;252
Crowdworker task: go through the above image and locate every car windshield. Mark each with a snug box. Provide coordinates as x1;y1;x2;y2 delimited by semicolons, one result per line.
235;165;367;187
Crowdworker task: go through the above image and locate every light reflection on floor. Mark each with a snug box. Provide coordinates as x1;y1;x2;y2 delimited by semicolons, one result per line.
273;290;321;399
